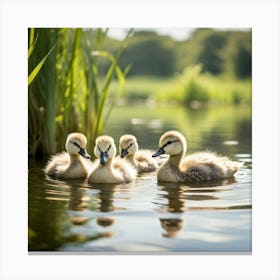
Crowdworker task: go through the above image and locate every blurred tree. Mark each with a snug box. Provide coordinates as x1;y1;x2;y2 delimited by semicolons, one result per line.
82;28;252;79
118;31;176;77
197;33;226;74
174;29;252;79
234;42;252;78
220;30;252;79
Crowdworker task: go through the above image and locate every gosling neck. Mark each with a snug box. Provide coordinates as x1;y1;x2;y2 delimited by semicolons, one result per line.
126;154;136;166
100;158;113;169
70;154;82;162
167;150;185;167
69;154;84;168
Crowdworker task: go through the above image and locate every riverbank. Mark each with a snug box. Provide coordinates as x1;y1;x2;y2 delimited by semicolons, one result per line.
110;68;251;105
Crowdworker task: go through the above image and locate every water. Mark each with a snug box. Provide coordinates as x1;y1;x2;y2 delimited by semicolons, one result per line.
28;104;252;253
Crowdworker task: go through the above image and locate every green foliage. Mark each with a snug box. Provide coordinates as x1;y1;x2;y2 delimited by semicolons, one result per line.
28;28;59;155
110;76;177;101
180;65;209;103
119;31;176;77
234;43;252;78
28;28;131;156
180;65;251;105
197;33;226;74
102;28;251;79
28;27;252;156
28;41;56;85
110;65;251;105
176;29;252;79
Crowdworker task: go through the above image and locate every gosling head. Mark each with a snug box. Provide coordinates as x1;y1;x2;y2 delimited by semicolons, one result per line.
66;133;91;158
119;134;138;158
152;130;187;157
94;135;116;165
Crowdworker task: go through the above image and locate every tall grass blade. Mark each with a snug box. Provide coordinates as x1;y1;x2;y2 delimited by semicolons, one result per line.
28;43;56;86
93;28;133;141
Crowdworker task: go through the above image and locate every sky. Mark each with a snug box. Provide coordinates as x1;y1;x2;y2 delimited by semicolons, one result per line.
108;28;195;41
108;27;250;41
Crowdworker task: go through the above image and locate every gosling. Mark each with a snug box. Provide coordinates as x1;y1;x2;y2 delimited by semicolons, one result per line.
152;130;242;183
119;134;159;173
88;135;137;184
44;132;91;179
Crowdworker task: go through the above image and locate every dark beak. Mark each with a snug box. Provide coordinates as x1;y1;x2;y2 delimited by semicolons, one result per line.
152;147;165;157
121;148;128;158
100;151;109;165
78;148;91;159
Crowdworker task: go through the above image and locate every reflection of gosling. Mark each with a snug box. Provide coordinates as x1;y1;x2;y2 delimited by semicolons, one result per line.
96;217;115;227
160;218;183;238
119;134;159;173
44;133;91;179
88;136;137;184
153;130;242;182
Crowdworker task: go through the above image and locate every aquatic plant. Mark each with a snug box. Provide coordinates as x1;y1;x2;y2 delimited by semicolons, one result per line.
28;28;132;156
28;28;56;86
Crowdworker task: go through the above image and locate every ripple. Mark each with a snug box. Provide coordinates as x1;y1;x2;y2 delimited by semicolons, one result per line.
223;141;239;145
235;153;251;157
45;196;69;202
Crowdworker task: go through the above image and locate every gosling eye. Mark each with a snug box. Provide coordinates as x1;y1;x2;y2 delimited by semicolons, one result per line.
71;141;81;148
165;141;174;146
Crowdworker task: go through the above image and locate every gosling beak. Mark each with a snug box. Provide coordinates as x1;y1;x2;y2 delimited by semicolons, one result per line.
152;147;165;157
100;151;109;165
78;148;91;159
121;148;128;158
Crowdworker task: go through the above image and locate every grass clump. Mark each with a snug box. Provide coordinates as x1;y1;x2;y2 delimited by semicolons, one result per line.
157;65;251;105
180;65;251;105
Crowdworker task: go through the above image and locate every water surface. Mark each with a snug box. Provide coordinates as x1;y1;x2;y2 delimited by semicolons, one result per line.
28;104;252;253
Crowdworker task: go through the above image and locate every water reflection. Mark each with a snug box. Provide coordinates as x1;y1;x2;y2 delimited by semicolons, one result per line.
67;182;127;240
28;172;72;250
68;185;89;211
91;184;118;212
156;178;237;238
89;183;120;230
96;217;114;227
29;174;124;250
68;185;90;225
156;182;186;238
160;218;184;238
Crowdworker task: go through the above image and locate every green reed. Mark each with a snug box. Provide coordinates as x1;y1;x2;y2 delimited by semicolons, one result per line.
28;28;59;155
28;28;132;156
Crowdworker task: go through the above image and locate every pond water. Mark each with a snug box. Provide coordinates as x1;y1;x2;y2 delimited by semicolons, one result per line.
28;104;252;253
